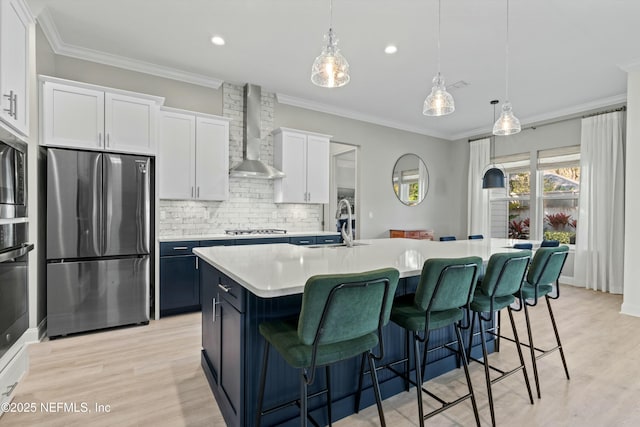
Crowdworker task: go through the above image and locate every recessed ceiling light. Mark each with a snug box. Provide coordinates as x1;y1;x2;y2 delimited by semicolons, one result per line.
384;45;398;54
211;36;225;46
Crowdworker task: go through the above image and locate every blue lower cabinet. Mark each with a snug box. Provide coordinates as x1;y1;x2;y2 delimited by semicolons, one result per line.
160;255;200;316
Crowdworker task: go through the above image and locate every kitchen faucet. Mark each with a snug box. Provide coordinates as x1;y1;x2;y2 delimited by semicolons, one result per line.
336;198;354;247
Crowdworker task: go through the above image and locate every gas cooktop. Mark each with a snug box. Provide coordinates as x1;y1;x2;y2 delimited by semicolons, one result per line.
224;229;287;235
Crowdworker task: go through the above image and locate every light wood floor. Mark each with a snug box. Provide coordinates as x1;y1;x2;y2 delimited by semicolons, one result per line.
2;285;640;426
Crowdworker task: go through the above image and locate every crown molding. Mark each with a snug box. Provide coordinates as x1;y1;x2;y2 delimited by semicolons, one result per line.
275;93;450;140
36;8;223;89
450;93;628;141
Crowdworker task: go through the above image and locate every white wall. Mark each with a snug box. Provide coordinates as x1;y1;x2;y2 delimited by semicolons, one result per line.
622;70;640;316
275;103;467;239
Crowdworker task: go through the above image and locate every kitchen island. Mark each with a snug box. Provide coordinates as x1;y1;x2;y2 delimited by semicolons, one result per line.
194;238;522;427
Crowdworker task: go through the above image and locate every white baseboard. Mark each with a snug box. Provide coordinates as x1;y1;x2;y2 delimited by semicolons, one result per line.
620;302;640;317
559;275;578;286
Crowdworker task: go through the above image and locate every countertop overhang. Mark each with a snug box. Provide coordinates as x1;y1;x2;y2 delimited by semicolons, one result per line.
193;238;525;298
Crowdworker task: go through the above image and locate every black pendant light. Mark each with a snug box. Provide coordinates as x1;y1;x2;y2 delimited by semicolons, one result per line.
483;100;506;189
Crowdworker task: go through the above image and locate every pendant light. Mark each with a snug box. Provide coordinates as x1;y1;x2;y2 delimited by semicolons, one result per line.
493;0;521;135
311;0;350;88
483;100;506;188
423;0;455;116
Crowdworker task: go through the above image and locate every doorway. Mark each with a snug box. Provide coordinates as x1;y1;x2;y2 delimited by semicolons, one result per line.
324;142;358;238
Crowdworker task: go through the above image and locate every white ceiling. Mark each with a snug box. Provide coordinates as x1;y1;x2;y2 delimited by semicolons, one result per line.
26;0;640;140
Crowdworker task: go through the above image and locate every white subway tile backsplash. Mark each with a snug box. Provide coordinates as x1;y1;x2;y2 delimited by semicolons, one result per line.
158;82;323;237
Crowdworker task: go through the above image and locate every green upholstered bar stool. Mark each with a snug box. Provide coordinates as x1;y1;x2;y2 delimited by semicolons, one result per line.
389;257;482;427
255;268;399;427
516;245;570;399
467;251;534;427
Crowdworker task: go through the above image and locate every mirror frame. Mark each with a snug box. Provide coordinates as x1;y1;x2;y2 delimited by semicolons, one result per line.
392;153;429;206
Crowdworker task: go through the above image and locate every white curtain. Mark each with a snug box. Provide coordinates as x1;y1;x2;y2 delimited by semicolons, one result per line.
574;111;625;293
468;138;491;238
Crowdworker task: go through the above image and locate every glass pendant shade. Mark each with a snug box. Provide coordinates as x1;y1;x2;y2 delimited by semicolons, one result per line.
423;73;455;116
493;101;521;135
482;166;506;189
311;29;350;88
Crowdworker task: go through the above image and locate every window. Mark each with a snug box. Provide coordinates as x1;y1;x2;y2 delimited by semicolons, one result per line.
488;147;580;244
538;147;580;244
489;155;531;239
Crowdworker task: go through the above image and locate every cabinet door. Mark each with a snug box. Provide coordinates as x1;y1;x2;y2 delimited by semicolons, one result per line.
105;92;157;155
0;0;30;136
159;255;199;314
219;297;242;421
159;111;196;199
195;116;228;201
274;131;307;203
41;82;104;149
200;263;220;382
305;134;330;203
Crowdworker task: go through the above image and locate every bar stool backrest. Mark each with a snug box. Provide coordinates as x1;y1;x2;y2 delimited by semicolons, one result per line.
298;268;399;346
526;246;569;287
414;257;482;312
479;251;531;298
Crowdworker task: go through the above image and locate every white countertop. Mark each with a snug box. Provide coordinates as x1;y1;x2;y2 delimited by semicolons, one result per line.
193;238;525;298
159;231;340;242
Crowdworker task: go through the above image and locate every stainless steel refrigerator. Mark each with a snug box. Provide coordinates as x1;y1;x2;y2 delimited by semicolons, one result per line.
46;148;152;337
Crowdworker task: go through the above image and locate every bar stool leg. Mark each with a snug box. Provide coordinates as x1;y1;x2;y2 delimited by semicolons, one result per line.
354;353;367;413
507;307;534;404
300;371;308;427
413;332;425;427
404;329;411;392
467;311;477;359
546;295;570;380
478;317;496;427
523;302;541;398
256;342;270;427
325;365;332;426
454;324;481;427
367;351;386;427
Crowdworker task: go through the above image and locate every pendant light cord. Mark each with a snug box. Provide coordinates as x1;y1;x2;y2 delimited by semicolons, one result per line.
437;0;441;75
505;0;510;101
329;0;333;32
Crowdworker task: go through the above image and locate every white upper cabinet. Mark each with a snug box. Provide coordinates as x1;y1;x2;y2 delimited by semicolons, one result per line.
40;76;163;155
273;127;330;204
159;108;229;201
0;0;33;139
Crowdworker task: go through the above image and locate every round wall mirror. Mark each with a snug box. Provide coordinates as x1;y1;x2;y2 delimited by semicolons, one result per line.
392;153;429;206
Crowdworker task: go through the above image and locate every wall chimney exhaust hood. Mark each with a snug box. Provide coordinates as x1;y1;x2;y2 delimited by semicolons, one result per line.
229;84;285;179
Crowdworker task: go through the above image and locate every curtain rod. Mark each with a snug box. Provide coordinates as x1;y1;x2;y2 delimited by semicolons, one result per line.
468;105;626;143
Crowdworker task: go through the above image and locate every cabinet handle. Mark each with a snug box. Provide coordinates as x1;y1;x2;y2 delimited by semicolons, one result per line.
212;298;221;322
195;257;199;269
299;240;310;244
12;93;17;120
106;133;110;147
218;283;231;293
197;187;200;198
191;187;194;198
98;132;102;145
323;239;334;243
172;246;188;250
3;91;13;117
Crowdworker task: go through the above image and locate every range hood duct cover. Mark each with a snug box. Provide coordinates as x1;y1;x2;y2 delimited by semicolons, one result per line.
229;84;285;179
